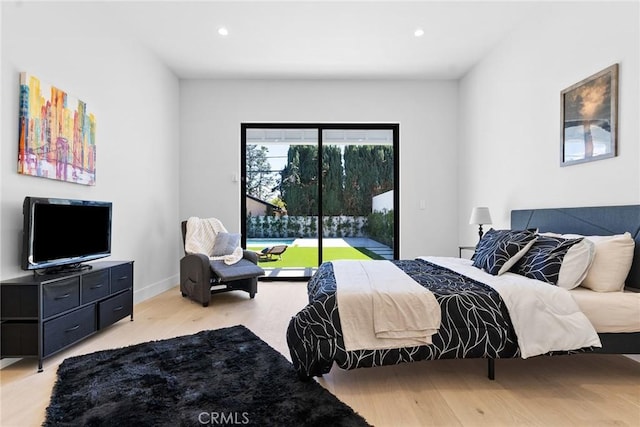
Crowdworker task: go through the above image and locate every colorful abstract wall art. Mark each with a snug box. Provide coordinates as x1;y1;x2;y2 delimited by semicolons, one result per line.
18;72;96;185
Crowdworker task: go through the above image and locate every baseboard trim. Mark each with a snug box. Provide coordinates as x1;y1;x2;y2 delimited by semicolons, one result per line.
133;274;178;304
0;358;20;369
624;354;640;363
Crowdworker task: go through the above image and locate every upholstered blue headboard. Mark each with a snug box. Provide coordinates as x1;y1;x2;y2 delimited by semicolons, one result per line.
511;205;640;291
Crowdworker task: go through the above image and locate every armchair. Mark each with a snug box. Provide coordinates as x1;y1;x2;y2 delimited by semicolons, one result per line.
180;220;265;307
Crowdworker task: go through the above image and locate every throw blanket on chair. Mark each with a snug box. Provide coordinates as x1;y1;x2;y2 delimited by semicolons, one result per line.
334;260;441;351
185;217;243;265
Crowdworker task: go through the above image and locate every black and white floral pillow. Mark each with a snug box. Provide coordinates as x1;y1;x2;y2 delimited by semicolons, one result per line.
472;229;537;275
510;235;584;285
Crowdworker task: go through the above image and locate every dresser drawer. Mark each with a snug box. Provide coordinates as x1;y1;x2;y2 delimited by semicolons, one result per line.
111;263;133;293
1;322;38;356
1;285;38;318
99;290;132;329
43;277;80;318
82;270;110;304
43;305;96;356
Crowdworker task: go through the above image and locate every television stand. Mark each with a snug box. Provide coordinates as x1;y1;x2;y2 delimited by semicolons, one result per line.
0;261;134;372
36;263;94;276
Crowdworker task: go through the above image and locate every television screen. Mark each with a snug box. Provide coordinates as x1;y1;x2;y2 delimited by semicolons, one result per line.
22;197;112;271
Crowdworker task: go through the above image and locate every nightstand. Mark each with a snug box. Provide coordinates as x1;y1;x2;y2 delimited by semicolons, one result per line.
458;245;476;258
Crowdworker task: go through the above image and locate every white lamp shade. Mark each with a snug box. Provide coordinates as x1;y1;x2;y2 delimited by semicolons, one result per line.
469;207;492;225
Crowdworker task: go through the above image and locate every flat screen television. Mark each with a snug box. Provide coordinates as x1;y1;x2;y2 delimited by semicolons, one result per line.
22;196;112;272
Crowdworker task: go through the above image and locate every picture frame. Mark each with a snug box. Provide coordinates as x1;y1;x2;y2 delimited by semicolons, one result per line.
18;72;97;185
560;64;618;166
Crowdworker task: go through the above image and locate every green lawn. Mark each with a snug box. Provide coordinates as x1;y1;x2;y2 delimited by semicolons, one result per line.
246;245;384;268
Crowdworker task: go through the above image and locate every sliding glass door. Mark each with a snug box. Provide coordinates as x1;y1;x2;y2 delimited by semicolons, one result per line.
241;123;398;280
243;127;320;278
320;128;396;263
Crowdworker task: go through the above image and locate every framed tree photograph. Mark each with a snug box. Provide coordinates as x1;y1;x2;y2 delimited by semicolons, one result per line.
560;64;618;166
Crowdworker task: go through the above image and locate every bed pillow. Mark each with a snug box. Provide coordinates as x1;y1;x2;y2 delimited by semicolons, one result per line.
579;232;635;292
511;235;584;286
472;228;537;275
539;233;596;289
211;232;241;257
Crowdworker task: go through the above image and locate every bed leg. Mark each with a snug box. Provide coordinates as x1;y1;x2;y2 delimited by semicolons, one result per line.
487;358;495;380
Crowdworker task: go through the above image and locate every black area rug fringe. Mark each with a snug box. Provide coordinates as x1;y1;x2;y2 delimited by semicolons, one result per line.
44;325;370;427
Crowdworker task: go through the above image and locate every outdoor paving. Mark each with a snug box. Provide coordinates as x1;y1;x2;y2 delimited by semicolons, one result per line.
262;267;316;279
344;237;393;260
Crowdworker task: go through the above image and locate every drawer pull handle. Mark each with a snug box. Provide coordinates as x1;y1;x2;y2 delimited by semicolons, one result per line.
65;325;80;333
90;284;104;289
117;276;129;281
113;306;124;312
55;293;71;300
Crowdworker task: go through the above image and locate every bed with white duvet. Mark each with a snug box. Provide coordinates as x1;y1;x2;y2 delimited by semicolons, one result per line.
286;205;640;380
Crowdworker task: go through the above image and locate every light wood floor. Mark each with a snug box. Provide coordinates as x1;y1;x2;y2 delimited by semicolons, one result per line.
1;282;639;426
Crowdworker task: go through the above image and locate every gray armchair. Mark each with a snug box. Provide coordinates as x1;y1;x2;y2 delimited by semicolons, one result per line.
180;221;265;307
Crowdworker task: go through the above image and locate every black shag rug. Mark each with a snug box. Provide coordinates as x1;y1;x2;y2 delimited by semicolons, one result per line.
44;325;370;427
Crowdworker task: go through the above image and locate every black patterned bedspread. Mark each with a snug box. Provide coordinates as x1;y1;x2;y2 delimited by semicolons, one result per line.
286;259;520;379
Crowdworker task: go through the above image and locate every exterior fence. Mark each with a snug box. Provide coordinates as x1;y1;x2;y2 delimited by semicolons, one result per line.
246;210;394;247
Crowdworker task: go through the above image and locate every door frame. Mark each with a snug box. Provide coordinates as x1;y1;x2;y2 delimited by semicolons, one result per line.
241;122;400;281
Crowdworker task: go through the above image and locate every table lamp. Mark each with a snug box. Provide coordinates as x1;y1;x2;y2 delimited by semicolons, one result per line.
469;207;492;241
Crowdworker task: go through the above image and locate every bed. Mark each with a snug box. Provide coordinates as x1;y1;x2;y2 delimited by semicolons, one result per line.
286;205;640;381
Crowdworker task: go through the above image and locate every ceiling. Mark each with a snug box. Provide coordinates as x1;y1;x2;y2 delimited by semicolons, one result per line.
106;1;543;80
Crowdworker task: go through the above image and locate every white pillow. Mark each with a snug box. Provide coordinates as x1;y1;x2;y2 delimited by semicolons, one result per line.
498;238;538;275
580;232;635;292
211;232;241;257
539;233;595;289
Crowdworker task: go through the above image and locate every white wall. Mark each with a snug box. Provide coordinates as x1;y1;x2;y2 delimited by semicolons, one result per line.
458;1;640;245
5;1;632;298
0;2;181;301
180;80;459;258
372;190;394;213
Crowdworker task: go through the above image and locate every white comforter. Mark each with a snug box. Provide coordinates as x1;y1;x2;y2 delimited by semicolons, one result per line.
421;256;602;358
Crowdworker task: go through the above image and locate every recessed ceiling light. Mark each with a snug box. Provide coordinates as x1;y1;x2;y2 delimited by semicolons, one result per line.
414;28;424;37
218;27;229;36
